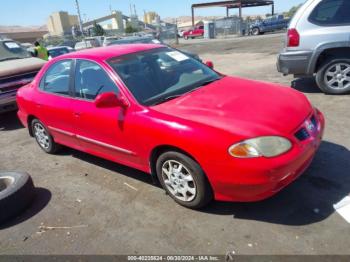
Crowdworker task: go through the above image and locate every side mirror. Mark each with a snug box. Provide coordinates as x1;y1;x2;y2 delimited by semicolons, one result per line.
205;61;214;69
95;92;128;108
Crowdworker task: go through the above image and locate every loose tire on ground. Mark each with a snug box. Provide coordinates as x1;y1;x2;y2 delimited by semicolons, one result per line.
0;172;35;224
156;151;213;209
31;119;61;154
316;58;350;94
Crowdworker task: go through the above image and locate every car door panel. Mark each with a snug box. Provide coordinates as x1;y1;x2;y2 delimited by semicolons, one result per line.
72;59;138;166
35;59;78;147
73;101;138;164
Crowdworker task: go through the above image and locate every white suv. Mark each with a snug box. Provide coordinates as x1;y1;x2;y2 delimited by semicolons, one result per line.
277;0;350;94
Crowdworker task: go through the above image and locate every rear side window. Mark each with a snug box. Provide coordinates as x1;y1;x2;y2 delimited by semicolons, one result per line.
39;60;72;96
309;0;350;26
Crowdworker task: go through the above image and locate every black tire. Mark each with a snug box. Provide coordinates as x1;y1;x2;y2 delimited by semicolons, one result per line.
316;58;350;94
31;119;60;154
0;172;35;224
251;27;260;36
156;151;213;209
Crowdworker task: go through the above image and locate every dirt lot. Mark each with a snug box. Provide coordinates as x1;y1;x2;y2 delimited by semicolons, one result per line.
0;33;349;255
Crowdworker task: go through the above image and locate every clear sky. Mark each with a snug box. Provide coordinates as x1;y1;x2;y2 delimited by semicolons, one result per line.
0;0;306;26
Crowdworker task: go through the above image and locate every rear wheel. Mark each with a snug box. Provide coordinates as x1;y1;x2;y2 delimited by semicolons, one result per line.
156;151;213;209
31;119;60;154
316;58;350;94
251;27;260;36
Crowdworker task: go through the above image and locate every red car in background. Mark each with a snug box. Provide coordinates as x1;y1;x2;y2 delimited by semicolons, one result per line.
16;44;324;209
183;25;204;40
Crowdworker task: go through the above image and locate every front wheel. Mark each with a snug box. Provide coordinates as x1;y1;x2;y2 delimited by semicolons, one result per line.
156;151;213;209
251;27;260;36
316;58;350;94
31;119;60;154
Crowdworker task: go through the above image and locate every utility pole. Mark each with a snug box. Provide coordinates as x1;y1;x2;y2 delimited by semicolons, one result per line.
75;0;84;34
175;19;179;45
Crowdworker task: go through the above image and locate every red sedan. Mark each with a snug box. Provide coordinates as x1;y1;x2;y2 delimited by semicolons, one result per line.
16;44;325;208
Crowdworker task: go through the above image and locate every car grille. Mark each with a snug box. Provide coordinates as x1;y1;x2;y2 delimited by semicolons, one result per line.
294;114;319;141
0;71;38;94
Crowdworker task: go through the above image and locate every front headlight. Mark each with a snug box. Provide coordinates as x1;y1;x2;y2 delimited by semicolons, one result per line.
229;136;292;158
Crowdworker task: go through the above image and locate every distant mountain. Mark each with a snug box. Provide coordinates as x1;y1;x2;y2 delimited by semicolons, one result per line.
0;25;47;33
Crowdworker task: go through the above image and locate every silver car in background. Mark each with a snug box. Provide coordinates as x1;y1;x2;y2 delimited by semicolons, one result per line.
277;0;350;94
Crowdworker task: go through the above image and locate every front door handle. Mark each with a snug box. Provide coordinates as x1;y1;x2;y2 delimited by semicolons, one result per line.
74;112;81;117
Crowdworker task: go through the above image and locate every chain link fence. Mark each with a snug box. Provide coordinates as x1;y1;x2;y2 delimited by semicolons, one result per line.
214;17;256;37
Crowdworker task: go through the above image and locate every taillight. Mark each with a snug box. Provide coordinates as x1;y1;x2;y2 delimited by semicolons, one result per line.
287;29;300;47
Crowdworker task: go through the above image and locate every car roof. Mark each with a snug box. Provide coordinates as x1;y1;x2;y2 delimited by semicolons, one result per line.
58;43;164;61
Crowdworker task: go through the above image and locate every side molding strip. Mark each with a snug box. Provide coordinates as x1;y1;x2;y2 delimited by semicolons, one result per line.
48;126;135;156
76;135;136;156
48;126;75;137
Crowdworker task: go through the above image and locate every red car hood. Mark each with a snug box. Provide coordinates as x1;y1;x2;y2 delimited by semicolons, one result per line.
152;76;312;136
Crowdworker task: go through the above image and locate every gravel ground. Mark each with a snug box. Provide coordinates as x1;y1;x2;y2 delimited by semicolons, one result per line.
0;33;349;255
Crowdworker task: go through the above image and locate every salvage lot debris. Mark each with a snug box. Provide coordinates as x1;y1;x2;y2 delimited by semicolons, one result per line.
37;224;88;235
124;182;138;191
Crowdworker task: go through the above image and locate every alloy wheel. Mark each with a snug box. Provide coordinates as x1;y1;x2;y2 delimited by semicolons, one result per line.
324;63;350;90
33;123;50;149
161;160;196;202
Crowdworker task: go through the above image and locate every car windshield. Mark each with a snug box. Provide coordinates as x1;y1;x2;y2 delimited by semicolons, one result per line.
0;41;31;61
107;47;221;106
48;48;69;58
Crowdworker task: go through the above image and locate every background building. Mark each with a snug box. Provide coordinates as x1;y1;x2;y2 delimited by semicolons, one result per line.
144;11;160;24
47;11;79;36
83;10;126;34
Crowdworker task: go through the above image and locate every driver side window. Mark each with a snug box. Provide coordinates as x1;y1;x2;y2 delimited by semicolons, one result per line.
74;60;119;100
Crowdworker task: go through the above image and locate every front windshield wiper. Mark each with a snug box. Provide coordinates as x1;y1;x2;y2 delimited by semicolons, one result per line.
150;77;223;106
0;57;25;62
185;77;222;94
152;94;183;106
198;77;222;87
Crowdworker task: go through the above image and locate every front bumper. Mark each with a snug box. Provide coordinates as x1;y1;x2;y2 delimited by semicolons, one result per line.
0;91;17;113
277;50;313;76
205;110;325;202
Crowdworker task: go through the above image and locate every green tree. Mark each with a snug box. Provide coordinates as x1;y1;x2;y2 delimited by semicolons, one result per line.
92;21;105;36
125;23;138;34
284;4;303;18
